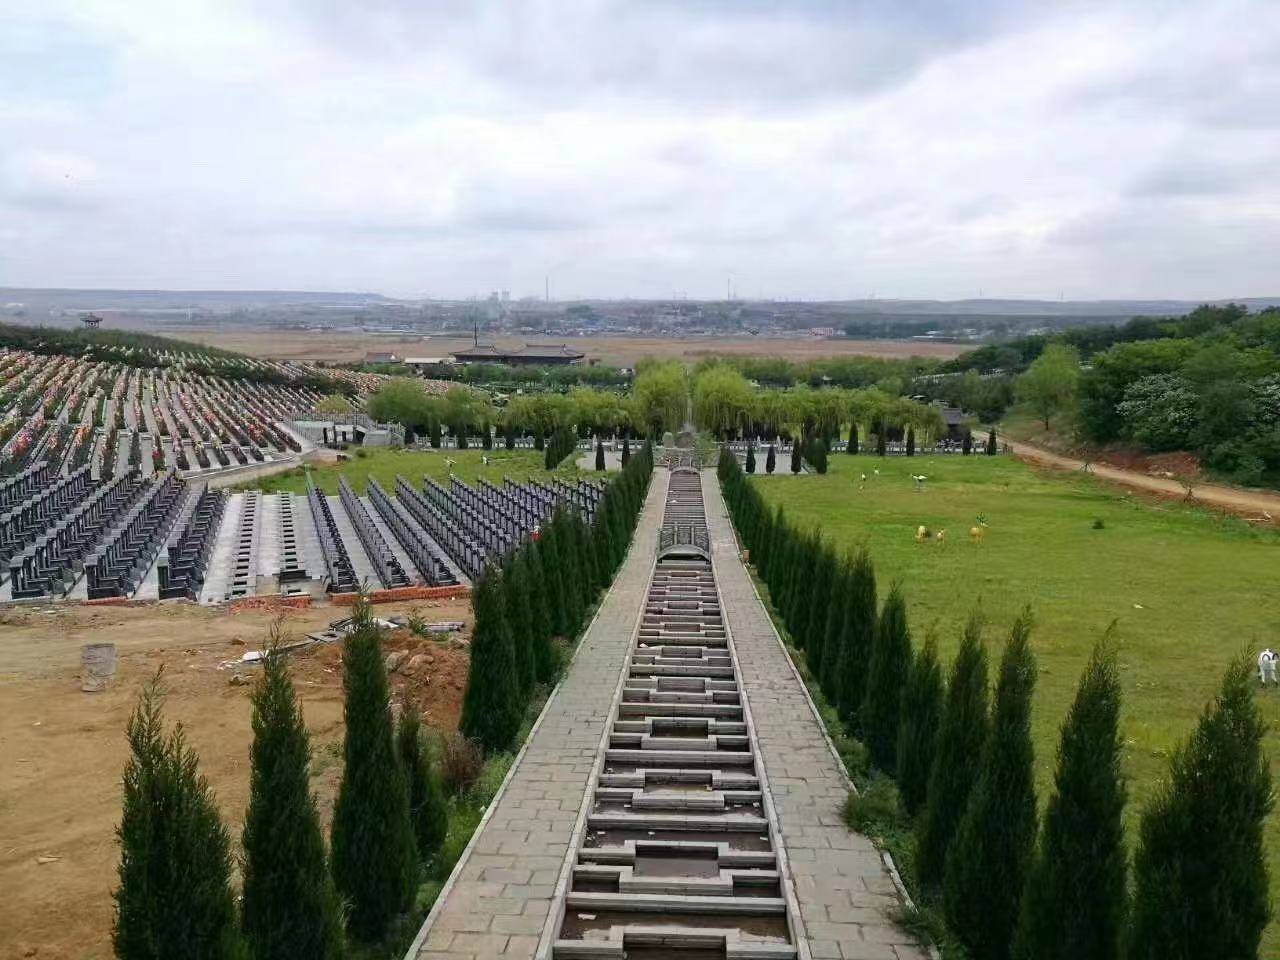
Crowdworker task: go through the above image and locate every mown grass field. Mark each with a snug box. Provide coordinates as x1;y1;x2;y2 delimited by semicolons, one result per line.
751;453;1280;952
245;447;582;496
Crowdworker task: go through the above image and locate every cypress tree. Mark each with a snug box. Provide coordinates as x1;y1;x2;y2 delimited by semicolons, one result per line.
766;444;776;474
987;428;998;455
962;429;973;455
1014;639;1127;960
525;540;557;682
876;430;887;456
944;610;1038;960
819;554;851;705
242;646;344;960
837;547;877;729
905;426;916;456
503;551;536;699
805;542;836;672
504;421;516;450
1128;658;1272;960
575;510;601;600
621;438;630;465
113;676;241;960
539;522;570;638
917;611;990;885
595;438;605;471
746;444;756;473
790;442;802;474
862;583;913;773
896;633;944;816
555;511;586;635
330;603;417;942
458;569;523;753
848;422;859;454
396;708;448;866
786;530;820;649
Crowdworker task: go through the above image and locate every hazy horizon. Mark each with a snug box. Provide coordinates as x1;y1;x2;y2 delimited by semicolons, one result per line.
3;2;1278;301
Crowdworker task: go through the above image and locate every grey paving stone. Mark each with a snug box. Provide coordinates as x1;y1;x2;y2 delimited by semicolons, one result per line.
407;471;671;960
701;469;932;960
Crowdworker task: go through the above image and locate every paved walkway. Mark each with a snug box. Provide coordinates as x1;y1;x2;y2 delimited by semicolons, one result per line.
407;469;671;960
703;469;929;960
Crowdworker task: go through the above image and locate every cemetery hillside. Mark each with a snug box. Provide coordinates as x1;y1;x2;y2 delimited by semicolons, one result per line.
1;322;1275;960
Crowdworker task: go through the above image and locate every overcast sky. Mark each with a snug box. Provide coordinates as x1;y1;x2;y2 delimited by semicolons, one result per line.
2;0;1277;300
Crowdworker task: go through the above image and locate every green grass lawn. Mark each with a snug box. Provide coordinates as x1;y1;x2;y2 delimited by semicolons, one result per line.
751;453;1280;953
245;447;583;496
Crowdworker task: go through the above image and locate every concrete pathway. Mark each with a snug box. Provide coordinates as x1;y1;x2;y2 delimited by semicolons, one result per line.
702;468;929;960
407;469;670;960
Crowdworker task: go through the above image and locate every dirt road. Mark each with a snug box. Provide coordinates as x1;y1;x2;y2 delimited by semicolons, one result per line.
1001;435;1280;520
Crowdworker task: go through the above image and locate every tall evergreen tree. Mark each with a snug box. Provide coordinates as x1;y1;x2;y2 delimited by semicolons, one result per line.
766;444;776;474
1128;658;1273;960
805;543;836;672
848;422;859;454
555;511;586;635
242;645;344;960
786;529;821;649
1014;639;1127;960
621;438;630;466
595;438;606;471
896;633;944;816
525;540;557;682
944;610;1038;960
745;444;756;474
837;547;877;729
539;522;571;638
790;442;802;473
330;602;417;942
876;430;887;456
987;428;998;455
396;708;449;867
113;676;242;960
503;551;536;699
819;554;852;705
917;612;990;885
862;583;913;773
905;426;916;456
458;569;524;752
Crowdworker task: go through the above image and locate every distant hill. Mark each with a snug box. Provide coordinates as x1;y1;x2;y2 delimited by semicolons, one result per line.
815;297;1280;317
0;287;393;314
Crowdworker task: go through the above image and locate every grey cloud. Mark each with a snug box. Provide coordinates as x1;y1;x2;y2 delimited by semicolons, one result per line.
272;0;1031;109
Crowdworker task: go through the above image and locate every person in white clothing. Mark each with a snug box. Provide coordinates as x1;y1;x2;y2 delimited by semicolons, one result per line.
1258;648;1277;686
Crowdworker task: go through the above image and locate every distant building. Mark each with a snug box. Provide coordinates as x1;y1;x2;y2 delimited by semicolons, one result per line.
450;342;586;366
364;351;399;364
810;326;837;337
402;356;453;373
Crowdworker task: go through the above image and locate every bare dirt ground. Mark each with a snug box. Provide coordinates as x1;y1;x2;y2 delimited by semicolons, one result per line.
1001;434;1280;522
163;326;968;366
0;597;470;960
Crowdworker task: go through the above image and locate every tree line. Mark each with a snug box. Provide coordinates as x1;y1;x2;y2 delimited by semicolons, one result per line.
936;304;1280;484
111;444;655;959
114;606;447;959
693;363;949;444
365;364;687;449
718;448;1272;960
461;441;654;753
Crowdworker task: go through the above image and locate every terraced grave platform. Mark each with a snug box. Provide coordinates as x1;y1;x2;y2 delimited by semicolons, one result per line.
406;467;927;960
